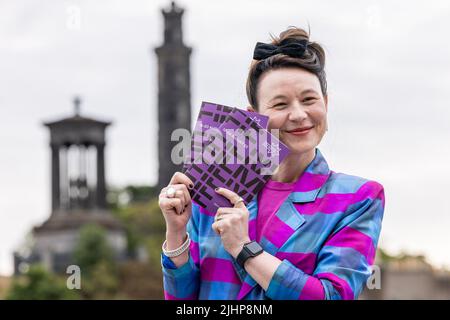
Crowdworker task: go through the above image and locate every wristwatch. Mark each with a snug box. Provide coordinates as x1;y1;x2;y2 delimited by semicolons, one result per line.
236;241;263;268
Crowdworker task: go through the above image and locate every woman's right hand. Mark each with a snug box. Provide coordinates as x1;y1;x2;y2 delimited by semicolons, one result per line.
158;172;194;234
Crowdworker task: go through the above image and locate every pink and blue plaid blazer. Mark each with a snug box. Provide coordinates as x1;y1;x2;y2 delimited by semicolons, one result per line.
161;148;385;300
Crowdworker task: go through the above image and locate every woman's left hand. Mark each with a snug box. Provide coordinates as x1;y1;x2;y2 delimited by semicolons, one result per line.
212;188;251;259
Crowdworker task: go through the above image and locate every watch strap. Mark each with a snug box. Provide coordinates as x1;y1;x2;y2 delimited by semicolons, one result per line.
236;241;263;268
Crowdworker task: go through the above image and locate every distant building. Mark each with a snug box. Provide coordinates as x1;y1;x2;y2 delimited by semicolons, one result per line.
155;1;192;190
360;253;450;299
13;98;127;274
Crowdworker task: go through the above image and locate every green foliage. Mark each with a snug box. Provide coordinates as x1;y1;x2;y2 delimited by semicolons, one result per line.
377;248;395;263
78;261;119;299
114;198;165;263
72;185;167;298
125;185;159;203
6;265;79;300
117;261;164;299
107;185;159;211
73;224;119;299
377;248;428;264
73;224;115;274
112;194;166;298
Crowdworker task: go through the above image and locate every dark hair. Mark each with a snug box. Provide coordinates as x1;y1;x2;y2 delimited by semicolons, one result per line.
246;26;327;109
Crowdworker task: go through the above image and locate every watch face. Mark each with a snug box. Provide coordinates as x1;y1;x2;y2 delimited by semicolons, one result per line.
246;241;263;254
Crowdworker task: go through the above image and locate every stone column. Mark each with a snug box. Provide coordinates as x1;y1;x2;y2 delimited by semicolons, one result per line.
51;144;60;213
96;143;106;209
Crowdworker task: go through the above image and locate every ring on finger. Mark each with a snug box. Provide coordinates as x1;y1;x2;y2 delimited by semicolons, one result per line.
233;197;244;206
166;186;176;198
214;211;231;222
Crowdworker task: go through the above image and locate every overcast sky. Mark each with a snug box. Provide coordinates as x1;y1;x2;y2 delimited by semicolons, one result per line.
1;0;450;276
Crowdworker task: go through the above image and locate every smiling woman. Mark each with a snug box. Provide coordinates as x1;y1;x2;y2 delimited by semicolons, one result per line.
246;27;328;162
159;26;385;300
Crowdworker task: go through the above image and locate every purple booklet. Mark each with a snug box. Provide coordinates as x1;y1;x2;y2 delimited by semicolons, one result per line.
184;101;290;214
182;102;233;170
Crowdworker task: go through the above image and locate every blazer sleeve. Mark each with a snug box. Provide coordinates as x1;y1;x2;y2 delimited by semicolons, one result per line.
265;181;385;300
161;203;201;300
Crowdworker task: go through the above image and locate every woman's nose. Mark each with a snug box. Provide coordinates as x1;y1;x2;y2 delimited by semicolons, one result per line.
288;103;308;122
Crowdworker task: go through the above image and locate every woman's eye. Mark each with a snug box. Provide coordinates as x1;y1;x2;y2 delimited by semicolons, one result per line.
273;103;287;109
303;97;317;104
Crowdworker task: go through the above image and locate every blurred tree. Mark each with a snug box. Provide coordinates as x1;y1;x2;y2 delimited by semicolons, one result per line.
112;191;166;299
125;185;159;202
106;185;169;299
108;185;160;211
377;248;396;263
117;261;164;299
0;276;11;299
6;265;79;300
113;197;165;264
78;261;119;299
73;224;119;299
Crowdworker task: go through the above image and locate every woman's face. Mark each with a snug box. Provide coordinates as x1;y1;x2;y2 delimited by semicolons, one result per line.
251;68;328;155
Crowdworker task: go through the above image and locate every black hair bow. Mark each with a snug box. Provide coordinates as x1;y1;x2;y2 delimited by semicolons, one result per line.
253;39;308;60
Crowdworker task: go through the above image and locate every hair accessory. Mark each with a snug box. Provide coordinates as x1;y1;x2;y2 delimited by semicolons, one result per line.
253;38;308;60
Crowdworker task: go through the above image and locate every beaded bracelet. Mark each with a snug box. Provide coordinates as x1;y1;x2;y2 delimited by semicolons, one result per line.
162;232;191;257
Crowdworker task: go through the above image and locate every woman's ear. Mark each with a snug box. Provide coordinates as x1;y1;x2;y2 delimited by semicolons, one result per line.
247;105;257;112
324;95;328;112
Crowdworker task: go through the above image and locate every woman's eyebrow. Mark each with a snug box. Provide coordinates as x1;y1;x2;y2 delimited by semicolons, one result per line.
301;89;320;95
269;94;287;102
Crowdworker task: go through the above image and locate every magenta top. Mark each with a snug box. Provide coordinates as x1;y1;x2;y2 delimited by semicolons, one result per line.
256;179;296;243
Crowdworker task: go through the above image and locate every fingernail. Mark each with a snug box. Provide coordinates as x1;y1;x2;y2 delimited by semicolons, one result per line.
189;184;194;189
215;187;220;191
